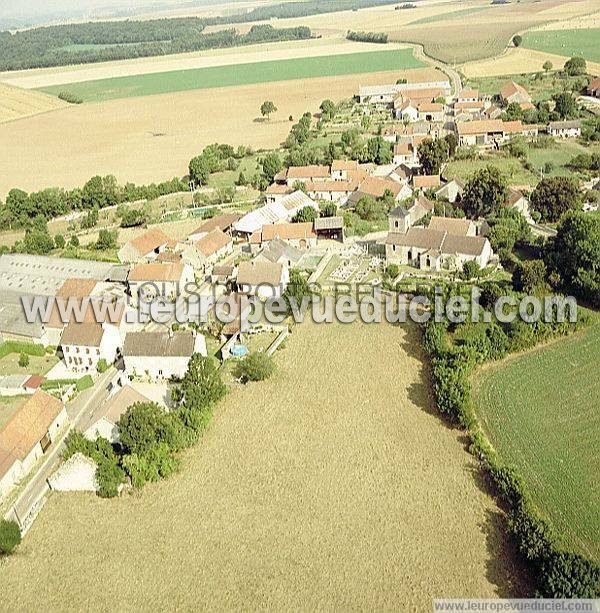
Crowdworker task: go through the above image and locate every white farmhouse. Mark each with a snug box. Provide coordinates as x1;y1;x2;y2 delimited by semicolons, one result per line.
60;321;122;373
547;120;581;138
123;330;207;381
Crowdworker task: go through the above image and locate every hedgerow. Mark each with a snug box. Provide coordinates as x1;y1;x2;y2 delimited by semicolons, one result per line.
421;303;599;597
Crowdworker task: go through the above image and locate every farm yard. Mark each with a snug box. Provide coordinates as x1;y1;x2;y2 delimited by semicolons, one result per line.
37;48;425;102
473;322;600;563
0;320;528;609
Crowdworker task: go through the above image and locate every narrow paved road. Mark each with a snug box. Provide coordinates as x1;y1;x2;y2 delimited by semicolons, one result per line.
7;368;116;524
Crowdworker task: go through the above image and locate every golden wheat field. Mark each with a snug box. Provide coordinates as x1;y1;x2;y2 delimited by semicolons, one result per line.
461;47;600;78
0;68;441;197
0;82;68;123
0;321;528;610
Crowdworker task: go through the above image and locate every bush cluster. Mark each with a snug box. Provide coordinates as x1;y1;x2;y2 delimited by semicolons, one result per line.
62;355;227;497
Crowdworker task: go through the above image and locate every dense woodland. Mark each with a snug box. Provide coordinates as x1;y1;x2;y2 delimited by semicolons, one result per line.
0;21;311;71
0;0;403;71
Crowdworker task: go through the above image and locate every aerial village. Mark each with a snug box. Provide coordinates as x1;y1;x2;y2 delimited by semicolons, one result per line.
1;68;599;531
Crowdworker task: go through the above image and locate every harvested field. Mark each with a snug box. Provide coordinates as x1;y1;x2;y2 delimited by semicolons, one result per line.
0;68;442;197
461;48;600;78
37;48;425;102
473;323;600;562
0;320;527;609
0;82;68;123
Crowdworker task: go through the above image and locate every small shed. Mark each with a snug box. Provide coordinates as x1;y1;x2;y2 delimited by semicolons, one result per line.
314;217;345;242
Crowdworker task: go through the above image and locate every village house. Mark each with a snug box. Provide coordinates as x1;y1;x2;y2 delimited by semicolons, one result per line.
117;228;171;264
195;229;234;269
454;100;486;116
60;321;123;373
236;260;289;300
256;238;304;268
358;81;448;105
499;81;531;106
84;385;153;444
412;175;441;191
123;330;207;381
44;278;128;345
395;100;419;122
385;221;492;272
235;191;319;234
417;102;445;122
128;262;195;304
331;160;360;180
0;254;126;347
547;120;582;138
187;212;241;242
506;187;533;222
455;119;538;147
250;222;317;251
587;76;600;98
435;178;465;203
393;142;419;166
348;175;411;207
0;390;69;498
457;88;479;103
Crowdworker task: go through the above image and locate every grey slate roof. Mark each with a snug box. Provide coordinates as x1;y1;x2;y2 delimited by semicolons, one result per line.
123;331;196;358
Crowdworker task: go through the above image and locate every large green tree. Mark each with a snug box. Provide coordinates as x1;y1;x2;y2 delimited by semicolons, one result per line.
564;56;586;76
530;177;581;222
461;166;507;219
417;137;448;175
545;211;600;307
172;354;227;413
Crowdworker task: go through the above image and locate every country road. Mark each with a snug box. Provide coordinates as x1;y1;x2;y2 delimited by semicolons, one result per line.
411;43;462;96
6;367;116;527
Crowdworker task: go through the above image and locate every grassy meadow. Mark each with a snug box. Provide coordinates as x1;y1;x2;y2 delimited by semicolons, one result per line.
473;322;600;562
38;48;424;102
522;29;600;63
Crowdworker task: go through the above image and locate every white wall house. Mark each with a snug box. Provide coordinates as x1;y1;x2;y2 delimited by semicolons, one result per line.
237;260;290;300
547;120;581;138
128;262;195;305
60;321;123;373
123;330;207;381
0;390;68;499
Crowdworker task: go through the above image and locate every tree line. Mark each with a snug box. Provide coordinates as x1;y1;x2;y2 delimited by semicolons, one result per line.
0;21;311;71
0;175;187;229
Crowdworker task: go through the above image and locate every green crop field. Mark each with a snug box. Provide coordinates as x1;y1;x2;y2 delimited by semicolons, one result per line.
473;322;600;562
522;28;600;63
38;48;424;102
